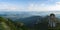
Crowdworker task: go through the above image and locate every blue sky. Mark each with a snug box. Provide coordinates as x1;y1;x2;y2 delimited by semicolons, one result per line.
0;0;60;11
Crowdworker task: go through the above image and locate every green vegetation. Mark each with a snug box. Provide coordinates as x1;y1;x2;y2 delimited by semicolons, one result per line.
0;17;27;30
0;16;60;30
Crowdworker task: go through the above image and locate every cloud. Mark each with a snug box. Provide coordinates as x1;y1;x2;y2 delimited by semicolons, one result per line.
56;2;60;5
26;1;60;11
0;2;25;11
48;2;60;11
27;3;48;11
0;0;60;11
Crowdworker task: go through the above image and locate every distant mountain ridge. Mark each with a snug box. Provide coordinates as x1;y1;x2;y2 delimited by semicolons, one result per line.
0;11;60;21
16;16;43;27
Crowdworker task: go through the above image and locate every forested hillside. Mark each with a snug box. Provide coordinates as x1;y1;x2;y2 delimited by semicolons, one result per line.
0;16;60;30
0;17;27;30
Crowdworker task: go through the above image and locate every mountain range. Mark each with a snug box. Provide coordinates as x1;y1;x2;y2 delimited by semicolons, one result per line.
0;11;60;30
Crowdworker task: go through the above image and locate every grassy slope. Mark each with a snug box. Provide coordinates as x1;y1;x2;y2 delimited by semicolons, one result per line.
0;17;17;30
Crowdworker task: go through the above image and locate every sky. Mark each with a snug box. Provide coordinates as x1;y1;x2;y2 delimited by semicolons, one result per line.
0;0;60;11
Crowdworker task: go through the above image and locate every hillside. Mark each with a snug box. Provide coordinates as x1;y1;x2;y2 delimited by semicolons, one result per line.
0;15;60;30
16;16;43;27
0;17;27;30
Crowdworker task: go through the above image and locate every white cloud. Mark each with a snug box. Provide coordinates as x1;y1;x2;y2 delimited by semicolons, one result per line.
0;2;24;11
27;3;48;11
48;2;60;11
26;1;60;11
56;2;60;5
0;1;60;11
